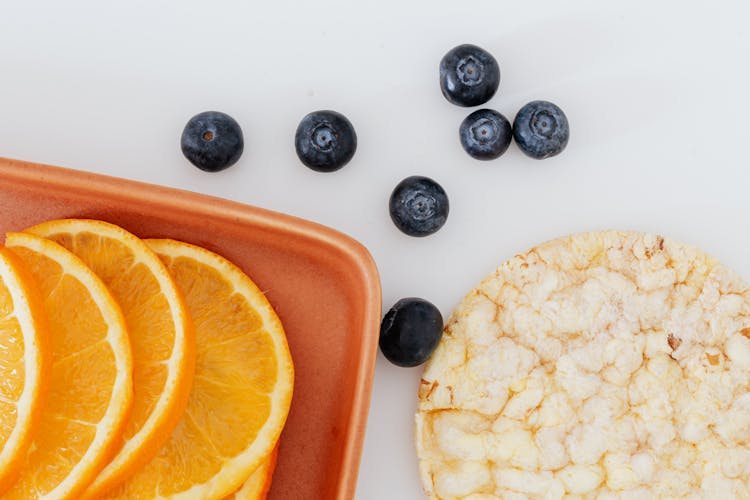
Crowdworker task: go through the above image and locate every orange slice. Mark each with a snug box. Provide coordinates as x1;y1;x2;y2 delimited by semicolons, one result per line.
24;219;195;498
4;232;132;499
106;238;293;499
0;248;50;493
225;447;279;500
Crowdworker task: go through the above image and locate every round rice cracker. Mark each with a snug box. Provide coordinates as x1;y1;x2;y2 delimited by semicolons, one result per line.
416;231;750;499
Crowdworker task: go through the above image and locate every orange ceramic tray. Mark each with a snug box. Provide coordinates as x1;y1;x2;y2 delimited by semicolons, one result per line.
0;157;381;500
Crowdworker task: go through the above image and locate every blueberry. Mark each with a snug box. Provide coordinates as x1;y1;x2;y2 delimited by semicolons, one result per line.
439;44;500;107
379;298;443;367
459;109;512;160
389;176;449;237
513;100;570;159
295;110;357;172
181;111;244;172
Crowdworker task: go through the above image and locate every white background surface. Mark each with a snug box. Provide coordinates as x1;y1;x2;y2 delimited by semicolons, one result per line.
2;1;750;498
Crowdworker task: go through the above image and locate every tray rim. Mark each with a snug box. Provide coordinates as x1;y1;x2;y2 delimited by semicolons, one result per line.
0;156;382;500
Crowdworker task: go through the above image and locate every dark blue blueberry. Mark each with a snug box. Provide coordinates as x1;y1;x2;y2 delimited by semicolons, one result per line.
513;100;570;159
295;110;357;172
439;44;500;107
181;111;244;172
459;109;512;160
389;176;449;237
379;297;443;367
